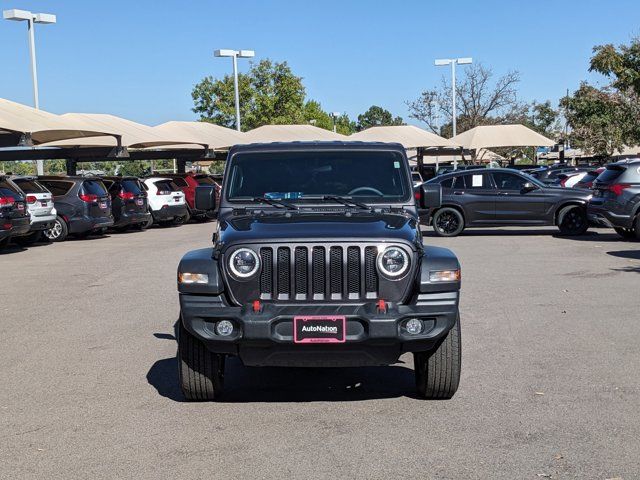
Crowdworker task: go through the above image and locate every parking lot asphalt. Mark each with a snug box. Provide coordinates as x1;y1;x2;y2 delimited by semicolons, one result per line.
1;223;639;479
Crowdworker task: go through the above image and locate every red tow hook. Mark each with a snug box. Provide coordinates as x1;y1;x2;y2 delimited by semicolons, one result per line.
253;300;262;313
377;299;387;314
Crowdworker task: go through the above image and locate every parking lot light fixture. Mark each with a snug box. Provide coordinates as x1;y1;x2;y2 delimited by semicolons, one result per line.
331;112;341;133
434;57;472;169
4;8;57;175
214;49;255;132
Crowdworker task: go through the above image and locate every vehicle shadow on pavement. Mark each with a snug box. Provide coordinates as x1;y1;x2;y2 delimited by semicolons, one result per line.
607;250;640;273
147;333;418;403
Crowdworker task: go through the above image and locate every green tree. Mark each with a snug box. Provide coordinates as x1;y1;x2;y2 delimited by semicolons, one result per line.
192;59;306;131
356;105;403;131
561;83;629;156
590;37;640;95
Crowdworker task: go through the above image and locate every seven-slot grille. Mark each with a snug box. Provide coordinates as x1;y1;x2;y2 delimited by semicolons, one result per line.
258;245;379;301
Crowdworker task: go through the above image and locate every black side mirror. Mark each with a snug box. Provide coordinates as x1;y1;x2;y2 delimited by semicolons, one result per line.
195;185;216;211
420;183;442;209
521;182;537;193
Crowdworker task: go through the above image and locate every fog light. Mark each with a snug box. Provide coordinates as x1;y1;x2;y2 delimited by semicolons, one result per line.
216;320;234;336
405;318;423;335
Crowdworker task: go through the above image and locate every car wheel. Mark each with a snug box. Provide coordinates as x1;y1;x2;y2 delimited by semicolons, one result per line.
13;231;42;245
178;320;224;401
432;208;465;237
414;313;461;399
557;205;588;235
614;227;636;240
43;216;68;242
174;211;191;225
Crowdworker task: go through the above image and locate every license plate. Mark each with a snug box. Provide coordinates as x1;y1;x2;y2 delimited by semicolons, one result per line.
173;196;180;202
293;316;346;344
99;202;107;209
40;201;48;207
135;199;143;206
17;203;24;211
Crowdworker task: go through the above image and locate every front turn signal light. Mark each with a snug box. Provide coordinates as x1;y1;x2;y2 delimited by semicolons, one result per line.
429;270;461;282
179;272;209;284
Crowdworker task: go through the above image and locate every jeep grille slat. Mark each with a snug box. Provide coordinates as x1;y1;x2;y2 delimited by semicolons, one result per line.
255;244;378;302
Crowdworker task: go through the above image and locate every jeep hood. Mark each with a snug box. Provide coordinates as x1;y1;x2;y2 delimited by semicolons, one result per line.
218;213;420;248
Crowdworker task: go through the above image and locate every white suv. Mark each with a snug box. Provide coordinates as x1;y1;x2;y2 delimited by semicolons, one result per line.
142;177;189;227
11;176;57;244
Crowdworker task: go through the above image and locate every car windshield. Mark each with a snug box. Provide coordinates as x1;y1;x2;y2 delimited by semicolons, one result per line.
226;151;410;202
518;172;546;188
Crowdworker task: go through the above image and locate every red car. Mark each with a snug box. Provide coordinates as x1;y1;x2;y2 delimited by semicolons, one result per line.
162;173;218;221
574;167;605;189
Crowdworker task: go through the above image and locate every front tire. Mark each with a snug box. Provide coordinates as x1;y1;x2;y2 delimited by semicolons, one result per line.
414;314;461;399
432;207;465;237
178;320;224;401
43;216;68;242
557;205;588;236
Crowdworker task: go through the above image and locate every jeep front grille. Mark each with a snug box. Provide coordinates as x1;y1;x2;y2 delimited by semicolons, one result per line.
258;245;379;301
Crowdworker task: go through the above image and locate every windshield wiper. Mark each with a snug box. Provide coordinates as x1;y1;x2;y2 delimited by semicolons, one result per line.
252;196;299;210
321;195;374;212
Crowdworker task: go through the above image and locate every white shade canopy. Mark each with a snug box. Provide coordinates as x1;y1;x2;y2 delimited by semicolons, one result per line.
349;125;453;148
42;113;203;149
241;124;348;143
153;121;246;150
0;98;120;146
450;124;555;150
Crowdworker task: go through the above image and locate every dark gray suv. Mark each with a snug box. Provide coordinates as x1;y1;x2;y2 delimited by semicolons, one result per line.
587;159;640;240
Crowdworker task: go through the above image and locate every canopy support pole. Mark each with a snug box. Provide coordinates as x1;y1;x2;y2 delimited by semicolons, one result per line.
176;158;187;174
66;159;77;176
417;147;424;177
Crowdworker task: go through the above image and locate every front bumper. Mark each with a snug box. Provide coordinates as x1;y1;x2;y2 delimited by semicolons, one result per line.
587;203;632;229
180;293;459;367
151;204;188;222
68;215;114;234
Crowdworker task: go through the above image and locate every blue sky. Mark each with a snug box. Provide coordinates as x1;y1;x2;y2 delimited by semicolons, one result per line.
1;0;638;127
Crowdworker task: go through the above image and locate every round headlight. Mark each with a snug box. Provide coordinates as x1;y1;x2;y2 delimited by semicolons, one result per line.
229;248;260;278
377;246;410;278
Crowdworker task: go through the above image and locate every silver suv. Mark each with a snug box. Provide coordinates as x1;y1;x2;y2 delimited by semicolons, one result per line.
11;176;57;244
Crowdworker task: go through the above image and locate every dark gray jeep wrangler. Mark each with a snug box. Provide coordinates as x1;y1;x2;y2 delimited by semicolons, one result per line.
177;142;461;400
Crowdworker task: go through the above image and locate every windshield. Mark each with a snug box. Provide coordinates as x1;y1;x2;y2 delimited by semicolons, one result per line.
226;150;410;202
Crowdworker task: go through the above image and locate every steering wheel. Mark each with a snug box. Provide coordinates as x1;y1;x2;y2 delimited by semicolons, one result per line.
347;186;384;196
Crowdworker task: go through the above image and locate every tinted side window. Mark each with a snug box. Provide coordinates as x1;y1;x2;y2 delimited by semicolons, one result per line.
440;177;454;189
492;172;528;190
460;173;491;189
82;180;108;196
0;179;21;197
121;179;143;194
13;179;47;193
172;177;189;187
38;180;73;197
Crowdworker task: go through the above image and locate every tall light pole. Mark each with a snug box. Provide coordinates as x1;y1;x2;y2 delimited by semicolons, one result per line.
214;49;255;131
331;112;341;133
4;8;57;175
435;57;472;169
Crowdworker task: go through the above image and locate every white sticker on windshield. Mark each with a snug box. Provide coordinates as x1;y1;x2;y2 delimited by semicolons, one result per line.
394;161;400;168
472;174;483;187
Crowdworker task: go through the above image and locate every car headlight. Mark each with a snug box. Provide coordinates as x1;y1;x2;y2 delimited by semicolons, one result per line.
377;246;410;278
228;248;260;278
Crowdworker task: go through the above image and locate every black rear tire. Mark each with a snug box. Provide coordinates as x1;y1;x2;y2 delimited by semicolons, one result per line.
414;314;461;399
432;207;465;237
557;205;588;236
178;320;224;401
43;216;68;242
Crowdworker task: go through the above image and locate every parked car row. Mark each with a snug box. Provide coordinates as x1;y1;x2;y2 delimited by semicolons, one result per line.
0;172;221;250
421;158;640;240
